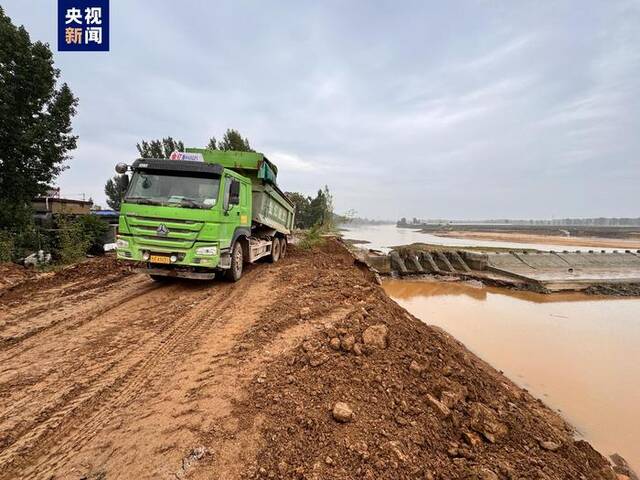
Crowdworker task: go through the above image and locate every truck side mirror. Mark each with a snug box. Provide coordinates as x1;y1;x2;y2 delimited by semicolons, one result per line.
115;162;128;174
229;180;240;205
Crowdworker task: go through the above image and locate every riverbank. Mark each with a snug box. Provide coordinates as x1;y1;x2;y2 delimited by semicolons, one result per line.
384;278;640;474
0;240;626;479
434;231;640;249
237;240;623;479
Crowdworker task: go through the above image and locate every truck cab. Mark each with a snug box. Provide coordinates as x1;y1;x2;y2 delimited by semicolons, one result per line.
115;150;294;281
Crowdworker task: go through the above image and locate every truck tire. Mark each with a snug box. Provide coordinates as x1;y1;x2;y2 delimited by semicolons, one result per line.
279;237;287;259
269;237;281;263
226;241;243;282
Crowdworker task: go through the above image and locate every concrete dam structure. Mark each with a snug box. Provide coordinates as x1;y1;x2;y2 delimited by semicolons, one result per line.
361;247;640;293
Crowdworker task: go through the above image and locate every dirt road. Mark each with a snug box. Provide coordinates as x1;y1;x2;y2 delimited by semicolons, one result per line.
0;251;323;480
0;243;623;479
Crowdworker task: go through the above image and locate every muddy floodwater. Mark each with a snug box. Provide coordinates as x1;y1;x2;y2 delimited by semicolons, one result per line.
383;279;640;471
341;224;624;252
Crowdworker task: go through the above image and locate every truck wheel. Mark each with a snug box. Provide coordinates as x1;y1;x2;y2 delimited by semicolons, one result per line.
269;237;281;263
226;241;243;282
280;237;287;258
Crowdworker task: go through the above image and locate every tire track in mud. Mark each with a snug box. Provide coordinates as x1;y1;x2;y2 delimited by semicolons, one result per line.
0;278;161;358
0;268;262;480
1;273;139;324
0;284;204;464
0;282;188;435
0;272;129;321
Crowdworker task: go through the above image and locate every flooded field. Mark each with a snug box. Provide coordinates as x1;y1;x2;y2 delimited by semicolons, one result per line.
384;279;640;472
341;224;626;253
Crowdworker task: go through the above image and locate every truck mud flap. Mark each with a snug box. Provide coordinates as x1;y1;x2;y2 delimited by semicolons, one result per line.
135;268;216;280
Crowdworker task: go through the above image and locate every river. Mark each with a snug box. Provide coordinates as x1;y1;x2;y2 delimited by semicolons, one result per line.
340;223;623;253
343;224;640;471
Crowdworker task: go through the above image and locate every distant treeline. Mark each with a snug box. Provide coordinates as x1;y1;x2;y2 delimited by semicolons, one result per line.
398;217;640;227
342;217;394;226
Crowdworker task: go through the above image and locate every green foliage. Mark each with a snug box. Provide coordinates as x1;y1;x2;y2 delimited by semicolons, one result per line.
286;192;311;228
0;215;47;262
1;214;107;265
51;214;105;264
74;215;108;253
136;137;184;158
0;7;78;231
286;186;335;230
136;129;252;161
297;225;325;250
104;174;129;210
0;230;15;262
208;129;253;152
54;215;88;264
12;222;46;260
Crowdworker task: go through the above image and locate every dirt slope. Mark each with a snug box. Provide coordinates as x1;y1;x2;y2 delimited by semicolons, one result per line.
0;242;617;479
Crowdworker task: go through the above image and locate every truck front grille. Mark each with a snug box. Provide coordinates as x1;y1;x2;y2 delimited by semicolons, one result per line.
126;214;204;250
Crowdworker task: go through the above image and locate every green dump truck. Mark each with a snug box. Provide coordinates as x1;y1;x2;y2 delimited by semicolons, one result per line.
115;149;295;281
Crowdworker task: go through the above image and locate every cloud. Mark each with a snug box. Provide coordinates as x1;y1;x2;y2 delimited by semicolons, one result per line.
268;151;316;172
455;35;536;71
2;0;638;218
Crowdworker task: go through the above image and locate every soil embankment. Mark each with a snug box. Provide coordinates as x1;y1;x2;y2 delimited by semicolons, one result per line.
0;242;622;479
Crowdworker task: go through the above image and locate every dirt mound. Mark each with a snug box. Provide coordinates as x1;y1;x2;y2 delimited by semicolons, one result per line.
0;262;33;290
0;239;618;479
0;255;132;304
235;240;614;480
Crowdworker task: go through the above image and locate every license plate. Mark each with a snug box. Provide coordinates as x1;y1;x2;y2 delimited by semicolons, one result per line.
150;254;170;264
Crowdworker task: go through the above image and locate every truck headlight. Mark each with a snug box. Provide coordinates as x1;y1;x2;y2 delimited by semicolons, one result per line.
116;238;129;249
196;246;217;256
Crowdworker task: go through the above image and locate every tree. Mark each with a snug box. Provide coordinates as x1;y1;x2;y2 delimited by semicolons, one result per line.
104;175;129;210
322;185;334;228
207;137;218;150
0;6;78;230
136;137;184;158
308;189;327;226
286;186;335;229
286;192;312;228
218;129;253;152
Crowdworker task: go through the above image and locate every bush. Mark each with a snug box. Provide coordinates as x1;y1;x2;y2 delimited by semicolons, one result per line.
297;225;325;250
0;214;108;265
54;215;89;264
75;214;109;253
0;219;48;262
0;230;15;262
51;215;109;264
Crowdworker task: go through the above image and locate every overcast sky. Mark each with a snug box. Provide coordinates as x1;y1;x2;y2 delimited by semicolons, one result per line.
4;1;639;219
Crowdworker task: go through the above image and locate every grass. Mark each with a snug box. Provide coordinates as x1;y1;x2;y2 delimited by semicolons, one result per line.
297;225;329;250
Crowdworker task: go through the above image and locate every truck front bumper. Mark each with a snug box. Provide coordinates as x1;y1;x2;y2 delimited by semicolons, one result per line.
115;235;221;269
135;267;216;280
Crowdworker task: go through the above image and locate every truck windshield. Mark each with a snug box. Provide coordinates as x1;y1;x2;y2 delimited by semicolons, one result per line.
125;170;220;209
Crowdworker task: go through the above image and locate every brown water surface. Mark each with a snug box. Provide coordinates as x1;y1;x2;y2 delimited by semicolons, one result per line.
384;279;640;471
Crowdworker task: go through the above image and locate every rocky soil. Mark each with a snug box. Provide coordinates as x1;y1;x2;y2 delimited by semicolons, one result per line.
234;242;616;480
0;240;621;479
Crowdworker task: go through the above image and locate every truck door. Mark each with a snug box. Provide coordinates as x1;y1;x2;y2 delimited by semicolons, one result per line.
238;180;251;227
221;175;249;249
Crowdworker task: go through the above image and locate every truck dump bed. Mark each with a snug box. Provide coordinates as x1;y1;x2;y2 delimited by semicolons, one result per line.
185;148;295;234
252;183;295;234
